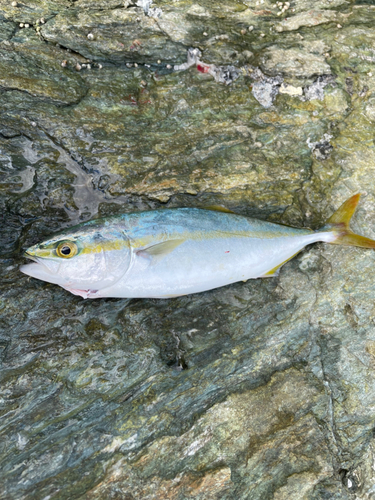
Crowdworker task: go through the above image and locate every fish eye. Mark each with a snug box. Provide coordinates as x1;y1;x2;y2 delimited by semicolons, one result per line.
56;241;78;258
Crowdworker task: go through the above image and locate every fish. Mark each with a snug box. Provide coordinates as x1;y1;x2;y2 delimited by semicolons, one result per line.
20;194;375;299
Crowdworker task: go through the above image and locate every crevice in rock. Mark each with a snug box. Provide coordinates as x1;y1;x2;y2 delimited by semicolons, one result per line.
5;20;19;41
310;313;343;464
0;83;88;108
0;131;22;140
37;29;91;63
0;85;40;101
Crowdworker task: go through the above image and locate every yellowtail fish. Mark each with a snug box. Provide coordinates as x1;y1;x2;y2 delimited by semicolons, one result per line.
20;194;375;299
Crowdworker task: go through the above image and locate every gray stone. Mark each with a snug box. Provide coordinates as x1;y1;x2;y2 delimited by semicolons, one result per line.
261;47;331;79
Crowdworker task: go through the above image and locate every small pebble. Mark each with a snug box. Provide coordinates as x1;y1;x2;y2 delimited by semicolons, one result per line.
87;33;94;40
260;33;265;37
81;63;87;68
98;63;103;69
61;60;67;67
87;64;91;69
241;29;247;35
337;24;342;28
166;64;172;69
31;121;37;127
203;32;208;36
368;72;373;77
66;48;71;52
134;62;138;67
40;18;45;24
136;17;141;22
277;11;282;15
126;63;132;67
11;1;18;6
75;63;82;71
248;25;254;31
19;23;24;27
157;59;161;64
24;23;29;28
140;80;146;86
145;63;150;68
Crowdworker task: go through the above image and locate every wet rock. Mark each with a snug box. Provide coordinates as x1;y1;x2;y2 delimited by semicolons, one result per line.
0;34;87;105
275;10;340;32
261;47;331;78
0;0;70;24
40;6;187;64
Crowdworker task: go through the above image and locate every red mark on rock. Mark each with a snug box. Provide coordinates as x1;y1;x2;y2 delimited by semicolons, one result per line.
197;63;210;73
130;39;142;51
225;251;230;253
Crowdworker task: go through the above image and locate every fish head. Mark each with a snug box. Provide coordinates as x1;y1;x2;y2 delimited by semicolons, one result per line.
20;220;131;293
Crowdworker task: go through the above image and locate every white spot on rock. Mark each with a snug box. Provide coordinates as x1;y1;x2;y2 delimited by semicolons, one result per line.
17;434;28;450
279;83;303;96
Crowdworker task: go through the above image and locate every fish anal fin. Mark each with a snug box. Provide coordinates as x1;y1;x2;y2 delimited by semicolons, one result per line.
260;265;282;278
137;239;185;261
260;250;302;278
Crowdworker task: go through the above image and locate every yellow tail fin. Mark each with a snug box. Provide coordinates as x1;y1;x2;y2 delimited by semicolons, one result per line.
325;194;375;248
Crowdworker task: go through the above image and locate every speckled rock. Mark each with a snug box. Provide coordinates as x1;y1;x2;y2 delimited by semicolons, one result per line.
2;0;375;499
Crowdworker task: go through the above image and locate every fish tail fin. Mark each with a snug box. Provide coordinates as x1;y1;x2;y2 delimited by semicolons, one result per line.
323;193;375;248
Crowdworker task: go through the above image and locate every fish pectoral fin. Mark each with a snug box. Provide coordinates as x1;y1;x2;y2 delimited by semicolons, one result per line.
137;239;185;262
61;286;99;299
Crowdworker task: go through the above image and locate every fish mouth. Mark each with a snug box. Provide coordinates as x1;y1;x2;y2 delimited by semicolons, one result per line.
23;251;38;262
20;255;65;286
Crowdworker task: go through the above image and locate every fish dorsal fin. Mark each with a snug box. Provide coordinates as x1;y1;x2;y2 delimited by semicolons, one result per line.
205;205;236;214
136;239;185;262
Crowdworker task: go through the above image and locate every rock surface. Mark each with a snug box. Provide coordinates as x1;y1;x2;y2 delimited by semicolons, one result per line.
2;0;375;498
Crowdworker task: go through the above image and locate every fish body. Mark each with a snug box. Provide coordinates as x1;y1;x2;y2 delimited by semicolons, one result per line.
20;194;375;299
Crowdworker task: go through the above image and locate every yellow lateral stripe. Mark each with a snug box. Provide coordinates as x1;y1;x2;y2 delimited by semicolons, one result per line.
72;226;312;256
128;228;306;251
80;239;129;255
